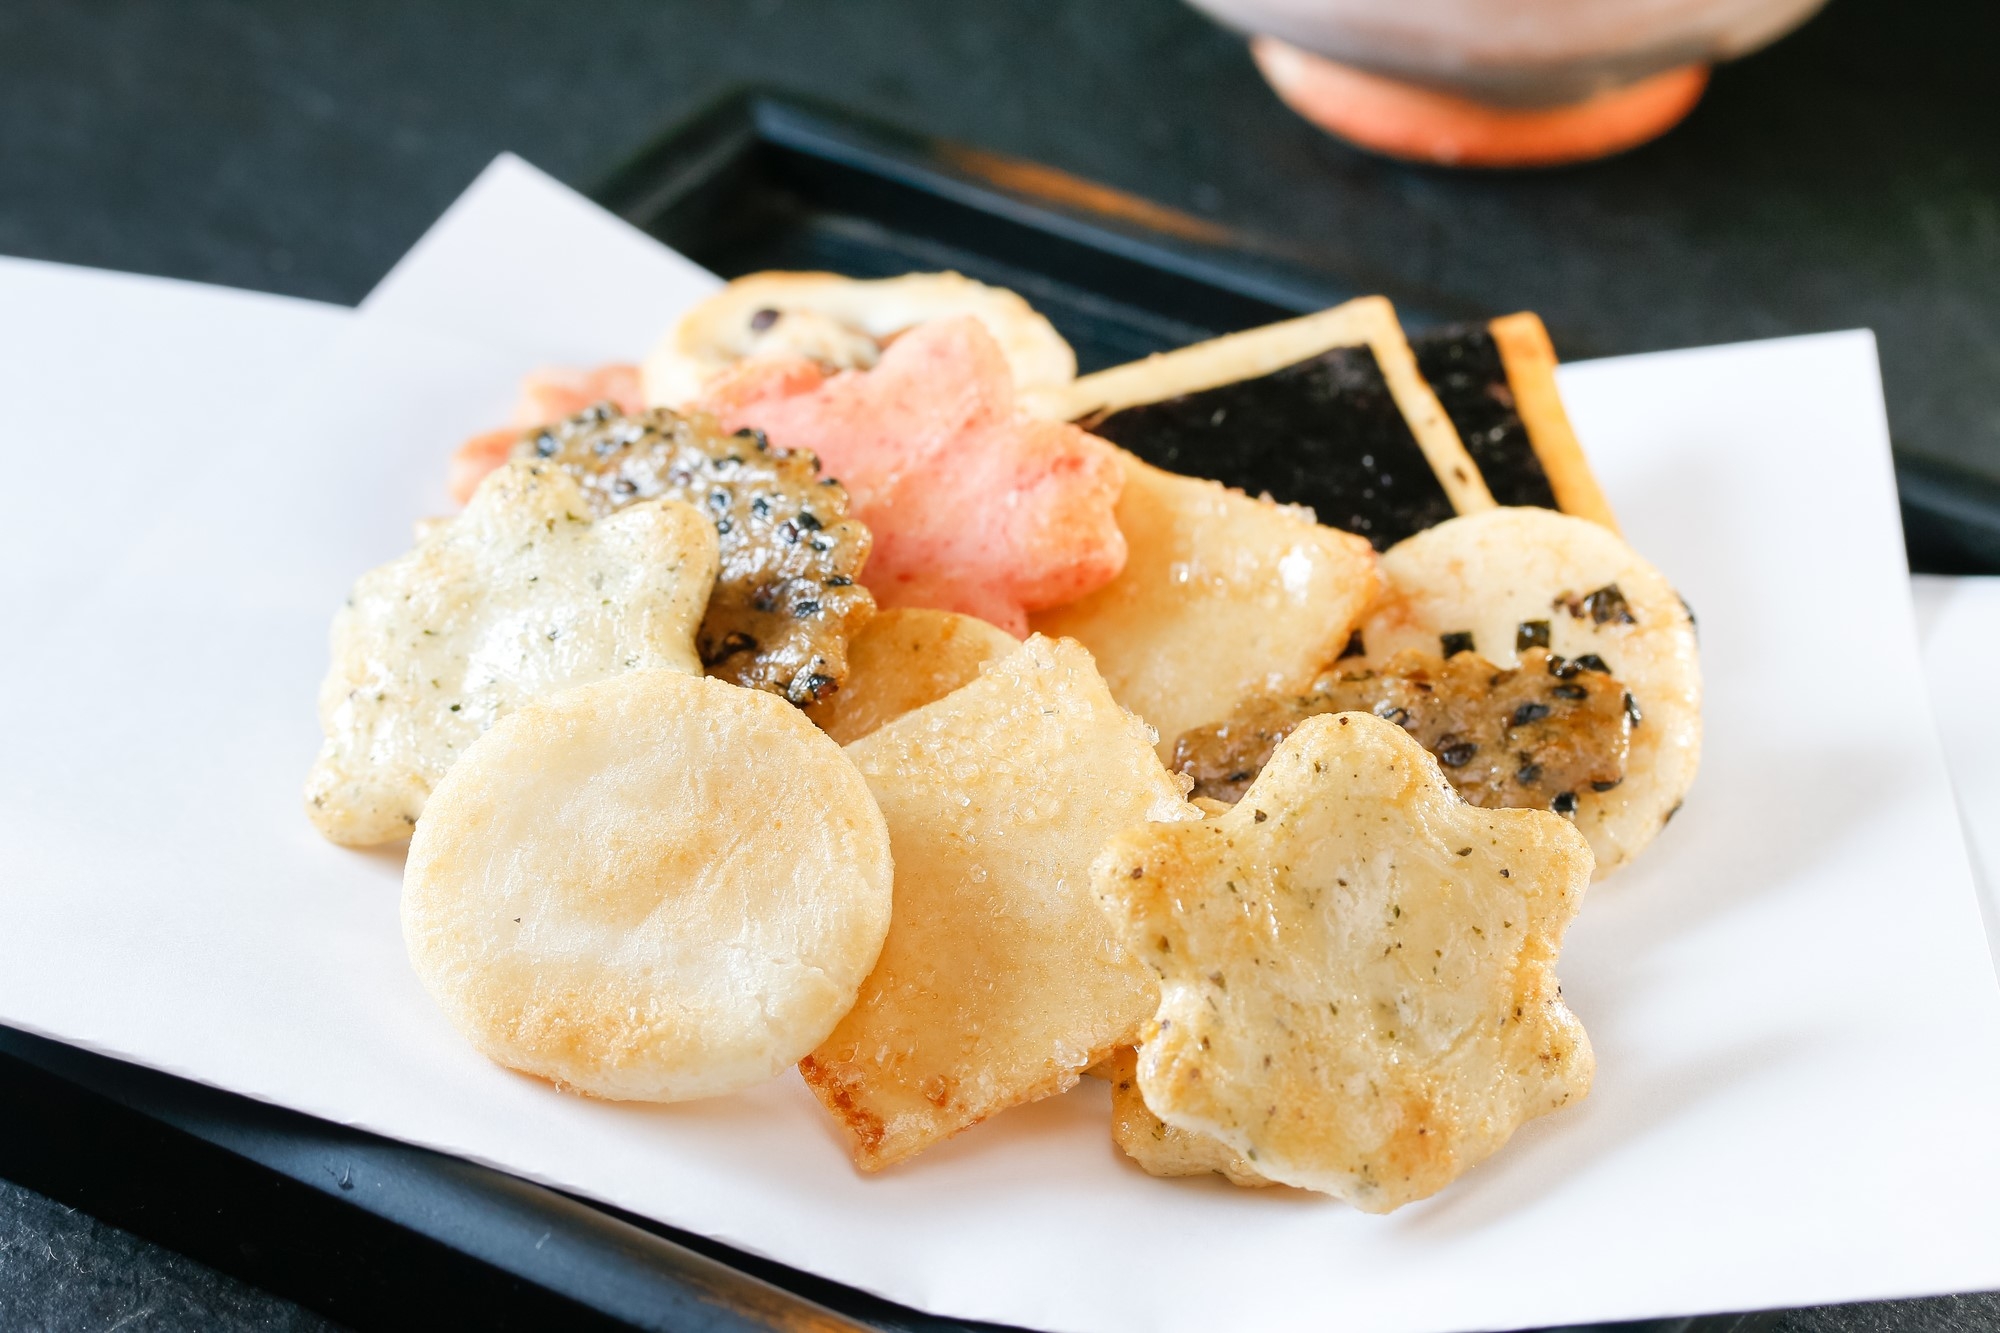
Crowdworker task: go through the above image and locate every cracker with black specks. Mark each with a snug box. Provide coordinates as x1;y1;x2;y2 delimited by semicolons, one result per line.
304;461;716;846
518;404;875;706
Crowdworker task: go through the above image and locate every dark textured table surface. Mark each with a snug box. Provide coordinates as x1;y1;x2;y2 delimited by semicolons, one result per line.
4;2;1998;1329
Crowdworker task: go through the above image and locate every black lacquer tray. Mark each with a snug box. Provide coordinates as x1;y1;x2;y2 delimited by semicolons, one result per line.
6;88;1959;1333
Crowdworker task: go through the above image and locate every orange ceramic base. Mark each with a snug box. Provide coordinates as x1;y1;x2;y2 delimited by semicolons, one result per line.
1252;37;1709;168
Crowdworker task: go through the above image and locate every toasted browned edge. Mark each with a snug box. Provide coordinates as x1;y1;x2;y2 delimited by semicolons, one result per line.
1488;312;1620;533
801;1035;1125;1172
796;1054;890;1170
1020;296;1495;518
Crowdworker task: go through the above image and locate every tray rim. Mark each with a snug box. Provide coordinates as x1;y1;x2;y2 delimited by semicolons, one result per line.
603;89;2000;573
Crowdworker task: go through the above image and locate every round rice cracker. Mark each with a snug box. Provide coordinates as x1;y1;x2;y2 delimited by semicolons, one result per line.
1359;507;1700;878
403;669;893;1102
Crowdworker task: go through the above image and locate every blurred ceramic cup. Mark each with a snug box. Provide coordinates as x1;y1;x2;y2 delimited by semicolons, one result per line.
1188;0;1827;166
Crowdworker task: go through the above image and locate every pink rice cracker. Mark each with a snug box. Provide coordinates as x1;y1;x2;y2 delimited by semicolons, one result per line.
701;317;1126;635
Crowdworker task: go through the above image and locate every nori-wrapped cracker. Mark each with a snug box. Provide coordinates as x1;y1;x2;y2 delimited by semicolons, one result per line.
1030;296;1502;550
1411;324;1560;510
1411;312;1619;532
1086;344;1458;551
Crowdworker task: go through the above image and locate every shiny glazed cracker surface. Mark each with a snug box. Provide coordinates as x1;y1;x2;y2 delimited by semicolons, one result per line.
1032;450;1383;754
1360;507;1700;877
804;608;1018;746
1173;645;1632;810
518;405;874;705
1095;711;1594;1211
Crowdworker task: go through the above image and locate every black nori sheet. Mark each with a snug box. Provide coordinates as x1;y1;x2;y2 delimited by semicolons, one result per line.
1412;324;1560;511
1085;344;1455;550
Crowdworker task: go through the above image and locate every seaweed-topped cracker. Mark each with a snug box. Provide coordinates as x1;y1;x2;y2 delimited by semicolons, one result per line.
1411;313;1618;531
1021;297;1492;551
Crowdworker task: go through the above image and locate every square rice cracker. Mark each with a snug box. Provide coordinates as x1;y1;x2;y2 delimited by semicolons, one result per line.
1100;1046;1270;1188
1022;295;1493;523
802;634;1197;1171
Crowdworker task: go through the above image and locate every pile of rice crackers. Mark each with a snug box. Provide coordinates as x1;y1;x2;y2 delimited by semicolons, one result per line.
307;272;1700;1212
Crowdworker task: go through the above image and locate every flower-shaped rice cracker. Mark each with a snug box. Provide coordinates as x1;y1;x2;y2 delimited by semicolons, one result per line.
1094;710;1594;1211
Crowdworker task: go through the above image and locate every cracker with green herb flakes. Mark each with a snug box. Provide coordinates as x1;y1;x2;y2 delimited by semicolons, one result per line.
1100;1046;1271;1187
305;461;717;846
1094;710;1594;1212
